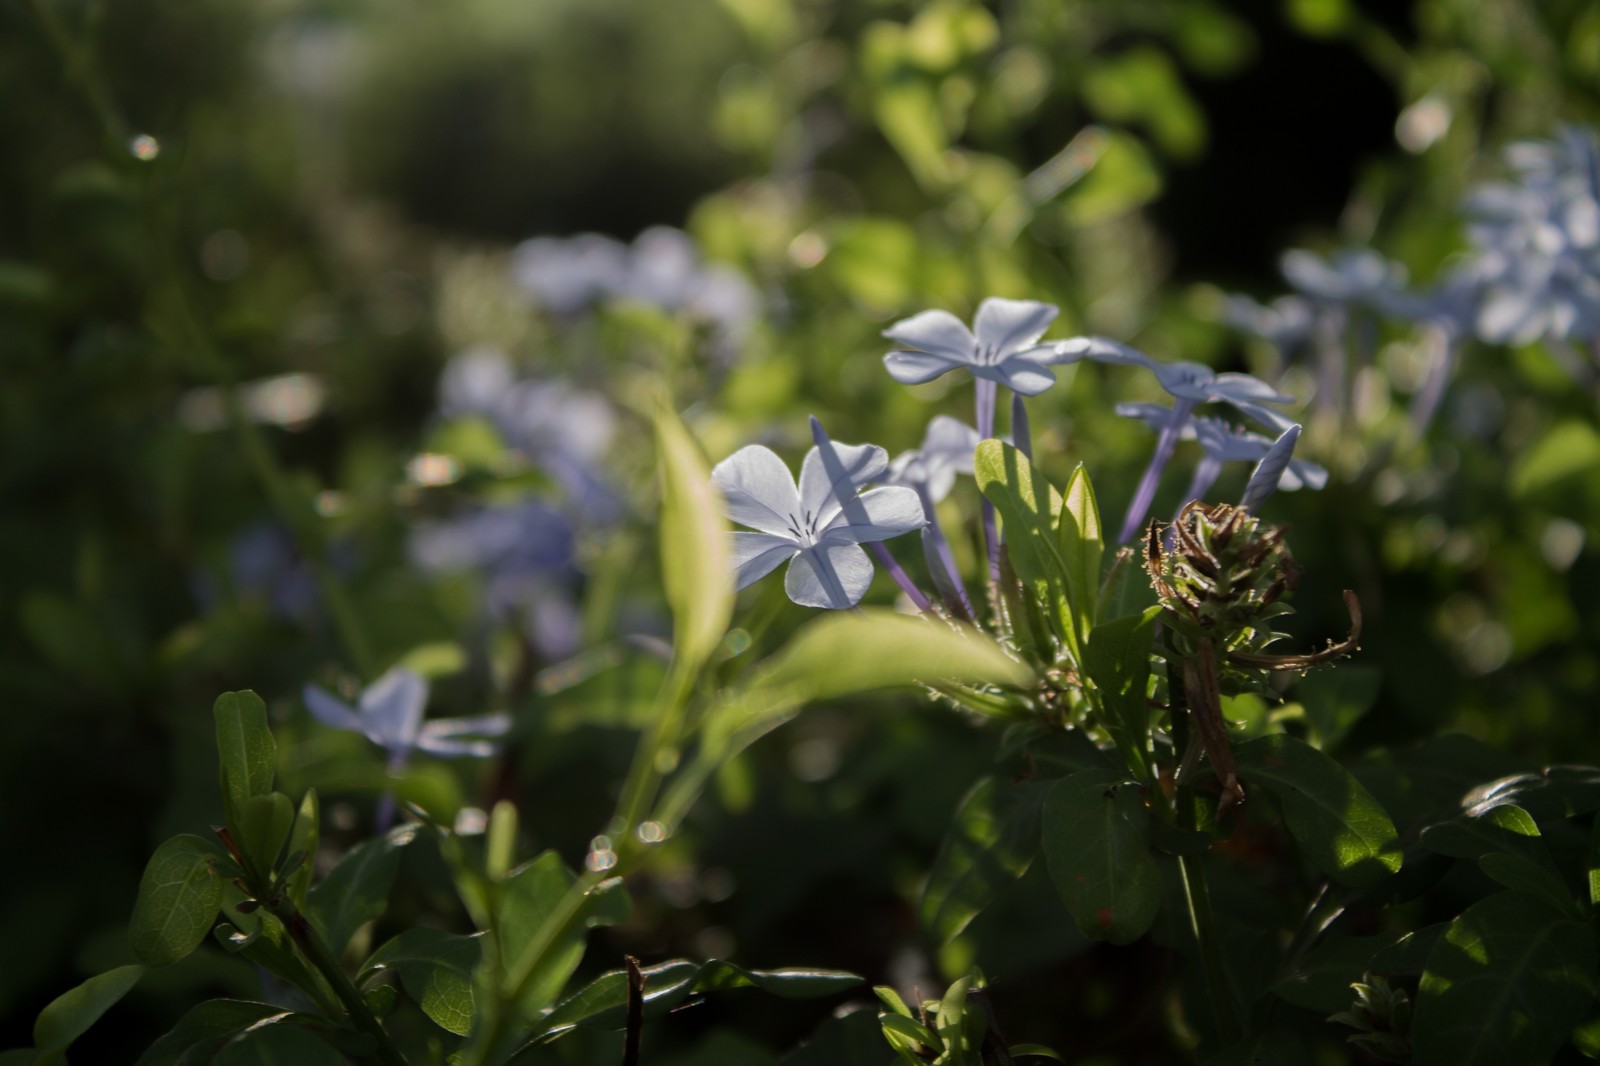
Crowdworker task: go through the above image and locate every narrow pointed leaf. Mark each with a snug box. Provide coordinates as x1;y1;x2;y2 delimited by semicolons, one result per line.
1235;734;1402;887
214;691;276;832
130;834;226;966
1413;892;1597;1065
307;823;417;956
656;404;732;677
974;440;1073;647
33;965;144;1057
1041;770;1161;944
920;777;1050;945
1058;463;1104;646
1083;607;1159;781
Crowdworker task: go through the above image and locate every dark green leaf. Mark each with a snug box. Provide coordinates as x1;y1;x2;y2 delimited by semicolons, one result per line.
1413;892;1598;1065
1370;923;1447;976
1235;734;1402;888
1083;607;1159;781
239;791;295;880
1010;1044;1067;1061
307;823;417;956
213;913;332;1009
360;928;483;1036
213;691;276;832
32;965;143;1057
1058;463;1104;648
130;834;226;966
1041;770;1161;944
1273;935;1392;1012
499;852;590;1018
1203;1029;1308;1066
285;789;318;909
1477;852;1580;917
920;776;1049;945
211;1019;347;1065
1421;805;1542;859
695;960;861;997
1295;665;1380;750
974;440;1072;647
134;1000;289;1066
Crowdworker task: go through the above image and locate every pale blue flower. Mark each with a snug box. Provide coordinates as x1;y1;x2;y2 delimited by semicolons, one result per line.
882;415;981;619
304;667;512;829
883;298;1062;396
712;423;926;609
1239;425;1308;514
1117;405;1327;506
1281;248;1408;308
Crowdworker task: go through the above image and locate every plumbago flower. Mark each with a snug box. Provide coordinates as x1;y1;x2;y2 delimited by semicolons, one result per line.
1117;405;1327;508
883;415;983;619
303;667;511;828
711;419;926;609
1055;336;1299;542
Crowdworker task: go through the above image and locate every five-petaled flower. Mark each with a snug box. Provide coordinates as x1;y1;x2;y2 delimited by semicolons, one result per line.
712;420;926;609
883;298;1063;396
304;667;512;769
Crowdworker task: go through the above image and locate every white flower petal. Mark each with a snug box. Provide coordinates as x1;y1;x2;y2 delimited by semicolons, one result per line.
415;735;500;758
821;486;927;544
989;357;1057;396
1240;425;1302;513
1047;335;1160;369
419;712;513;739
711;445;802;536
1209;372;1294;405
798;436;888;522
974;298;1059;356
731;531;798;590
882;309;977;361
1152;361;1218;399
303;685;363;733
921;415;980;474
784;542;874;609
884;349;969;385
358;668;429;751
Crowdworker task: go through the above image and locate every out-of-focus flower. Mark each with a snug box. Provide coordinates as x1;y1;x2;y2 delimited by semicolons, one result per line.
883;415;981;504
304;668;511;830
1281;248;1408;308
1465;126;1600;352
883;298;1063;396
1220;293;1315;357
712;426;925;609
1117;405;1327;506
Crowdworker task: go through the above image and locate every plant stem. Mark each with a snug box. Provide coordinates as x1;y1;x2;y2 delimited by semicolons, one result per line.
1175;840;1241;1048
274;901;410;1066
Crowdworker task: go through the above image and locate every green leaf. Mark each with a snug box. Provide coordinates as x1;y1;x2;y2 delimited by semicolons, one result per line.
1273;935;1393;1012
1010;1044;1067;1061
284;789;318;909
1511;418;1600;498
1413;892;1598;1065
974;440;1072;648
1235;734;1402;888
1058;463;1104;648
214;913;333;1010
1041;770;1161;944
920;777;1049;945
1295;665;1380;750
656;404;732;678
1203;1029;1308;1065
1370;923;1447;976
134;1000;289;1066
734;610;1030;721
32;965;143;1057
1477;852;1580;917
360;928;482;1036
130;834;226;966
239;791;295;881
1057;129;1164;224
1083;607;1159;781
499;853;592;1018
306;823;417;956
213;690;276;832
211;1019;348;1065
880;1013;943;1057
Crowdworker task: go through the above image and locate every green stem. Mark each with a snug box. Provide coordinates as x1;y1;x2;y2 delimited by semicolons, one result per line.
273;901;410;1066
612;659;696;837
1175;786;1241;1047
26;0;376;680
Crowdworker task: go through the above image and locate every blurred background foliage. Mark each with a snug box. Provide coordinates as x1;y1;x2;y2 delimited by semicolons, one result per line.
3;0;1600;1060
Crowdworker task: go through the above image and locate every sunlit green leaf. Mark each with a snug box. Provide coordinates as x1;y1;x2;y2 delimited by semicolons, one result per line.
974;440;1072;648
1413;892;1597;1065
1235;734;1402;887
1058;463;1104;648
656;404;732;678
130;834;226;966
360;928;483;1036
1041;770;1161;944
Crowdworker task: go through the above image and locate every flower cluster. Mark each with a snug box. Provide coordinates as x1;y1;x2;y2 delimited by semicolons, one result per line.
713;297;1320;612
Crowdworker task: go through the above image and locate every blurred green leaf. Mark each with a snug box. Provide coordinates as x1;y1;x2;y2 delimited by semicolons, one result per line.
130;835;225;967
1041;770;1161;944
920;776;1050;945
499;853;628;1019
1285;0;1352;37
1082;47;1206;158
656;404;732;678
1413;892;1597;1065
32;964;143;1061
213;690;276;833
307;823;417;956
1511;419;1600;498
1235;734;1402;888
1056;130;1163;224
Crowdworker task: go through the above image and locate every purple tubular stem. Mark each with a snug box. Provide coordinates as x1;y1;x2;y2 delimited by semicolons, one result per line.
868;541;934;613
1011;391;1032;461
917;484;975;621
1182;454;1223;514
975;376;1000;583
1118;398;1197;544
1406;324;1455;438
